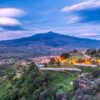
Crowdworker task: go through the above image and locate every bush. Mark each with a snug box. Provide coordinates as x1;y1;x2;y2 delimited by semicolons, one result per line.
91;70;100;78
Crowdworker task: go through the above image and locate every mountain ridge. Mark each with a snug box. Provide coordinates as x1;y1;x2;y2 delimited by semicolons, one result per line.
0;31;99;42
0;31;100;58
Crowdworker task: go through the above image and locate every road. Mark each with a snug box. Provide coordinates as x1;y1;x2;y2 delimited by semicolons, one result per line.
39;68;81;72
82;50;91;58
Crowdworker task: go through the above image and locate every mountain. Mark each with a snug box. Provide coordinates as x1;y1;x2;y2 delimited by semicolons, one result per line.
0;31;100;59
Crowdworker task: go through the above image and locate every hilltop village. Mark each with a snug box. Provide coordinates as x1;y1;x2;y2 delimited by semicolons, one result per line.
33;49;100;68
0;49;100;69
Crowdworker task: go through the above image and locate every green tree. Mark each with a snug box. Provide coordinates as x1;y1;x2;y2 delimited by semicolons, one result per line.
61;53;70;59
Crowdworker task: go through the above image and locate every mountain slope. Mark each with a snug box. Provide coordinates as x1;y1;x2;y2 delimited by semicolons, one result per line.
0;31;100;58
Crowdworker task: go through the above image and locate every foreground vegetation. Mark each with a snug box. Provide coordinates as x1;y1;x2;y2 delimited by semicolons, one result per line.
0;63;100;100
0;63;77;100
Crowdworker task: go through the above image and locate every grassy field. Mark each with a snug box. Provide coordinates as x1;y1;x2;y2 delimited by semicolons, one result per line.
50;72;77;93
40;70;78;94
69;54;83;59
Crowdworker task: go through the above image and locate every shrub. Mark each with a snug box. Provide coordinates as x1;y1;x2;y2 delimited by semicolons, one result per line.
91;70;100;78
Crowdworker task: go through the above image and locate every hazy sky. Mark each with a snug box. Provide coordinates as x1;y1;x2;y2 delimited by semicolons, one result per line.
0;0;100;40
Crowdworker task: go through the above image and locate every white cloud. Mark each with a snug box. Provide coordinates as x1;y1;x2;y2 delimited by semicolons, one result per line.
67;16;81;23
61;0;100;23
61;0;100;12
0;17;23;30
78;32;96;37
0;8;25;30
0;30;36;40
0;17;21;26
0;8;25;18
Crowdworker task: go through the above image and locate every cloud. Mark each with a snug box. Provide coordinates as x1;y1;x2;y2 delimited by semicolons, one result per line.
78;32;96;37
62;0;100;12
62;0;100;23
0;17;23;31
0;8;25;18
0;8;25;31
77;32;100;40
67;16;81;24
0;30;36;40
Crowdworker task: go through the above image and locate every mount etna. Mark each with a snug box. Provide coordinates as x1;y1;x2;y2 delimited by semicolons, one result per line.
0;31;100;59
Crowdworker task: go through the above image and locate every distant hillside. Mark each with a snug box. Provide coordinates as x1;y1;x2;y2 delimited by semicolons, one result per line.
0;31;100;59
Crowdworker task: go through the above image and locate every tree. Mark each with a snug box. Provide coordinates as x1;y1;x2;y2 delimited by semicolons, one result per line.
60;53;70;59
49;58;56;65
71;49;78;54
86;49;96;55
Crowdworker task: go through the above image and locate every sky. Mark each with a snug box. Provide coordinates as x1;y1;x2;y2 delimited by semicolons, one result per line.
0;0;100;40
